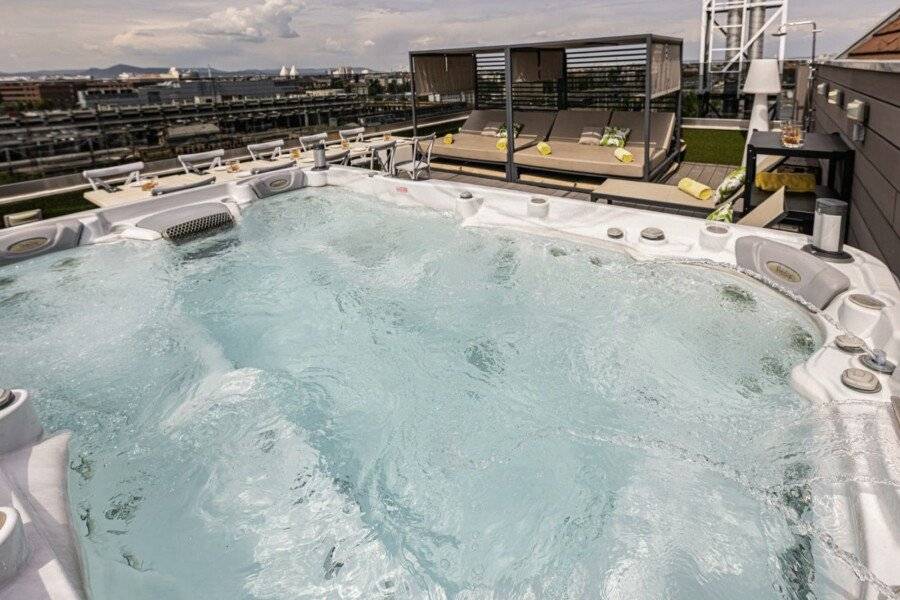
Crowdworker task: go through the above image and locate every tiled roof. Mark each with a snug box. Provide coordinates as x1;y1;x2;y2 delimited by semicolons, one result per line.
844;11;900;60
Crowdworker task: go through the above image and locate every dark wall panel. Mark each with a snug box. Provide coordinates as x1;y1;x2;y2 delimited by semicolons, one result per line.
813;64;900;276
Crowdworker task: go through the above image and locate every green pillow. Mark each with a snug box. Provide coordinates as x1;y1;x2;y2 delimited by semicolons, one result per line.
714;167;746;202
707;200;734;223
496;122;524;139
598;126;630;148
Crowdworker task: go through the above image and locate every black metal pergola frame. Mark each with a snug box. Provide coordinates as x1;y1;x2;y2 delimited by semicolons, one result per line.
409;34;683;182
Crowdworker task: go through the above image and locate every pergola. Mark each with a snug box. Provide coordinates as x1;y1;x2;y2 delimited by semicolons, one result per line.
409;34;683;181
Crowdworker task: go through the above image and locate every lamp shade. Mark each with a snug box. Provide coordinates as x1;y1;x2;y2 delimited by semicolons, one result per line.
743;59;782;94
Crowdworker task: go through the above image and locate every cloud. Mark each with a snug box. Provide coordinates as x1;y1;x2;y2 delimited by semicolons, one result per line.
3;0;897;72
112;0;306;54
194;0;306;41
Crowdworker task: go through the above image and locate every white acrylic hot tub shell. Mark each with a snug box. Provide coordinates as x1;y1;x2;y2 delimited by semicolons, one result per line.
1;165;897;599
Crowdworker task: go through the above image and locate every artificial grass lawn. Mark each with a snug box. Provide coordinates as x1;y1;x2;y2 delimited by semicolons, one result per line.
0;190;95;228
682;128;747;166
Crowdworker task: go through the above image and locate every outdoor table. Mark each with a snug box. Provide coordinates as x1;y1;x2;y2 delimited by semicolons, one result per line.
745;131;854;232
84;173;215;208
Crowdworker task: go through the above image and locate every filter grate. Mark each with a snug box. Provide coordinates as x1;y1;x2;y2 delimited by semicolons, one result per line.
164;212;233;242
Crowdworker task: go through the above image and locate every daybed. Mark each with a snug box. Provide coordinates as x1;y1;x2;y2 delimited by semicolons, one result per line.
431;110;556;164
514;109;676;179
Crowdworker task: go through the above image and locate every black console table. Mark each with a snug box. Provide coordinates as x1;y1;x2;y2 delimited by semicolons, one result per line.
745;131;854;232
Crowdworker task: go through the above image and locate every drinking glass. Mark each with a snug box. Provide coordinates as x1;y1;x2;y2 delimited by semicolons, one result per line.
781;120;804;148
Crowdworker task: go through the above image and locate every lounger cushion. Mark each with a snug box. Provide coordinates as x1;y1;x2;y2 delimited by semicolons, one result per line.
482;122;503;136
432;132;538;163
513;111;557;140
460;110;507;134
594;179;719;210
609;111;676;150
549;110;612;142
578;126;605;145
514;141;665;178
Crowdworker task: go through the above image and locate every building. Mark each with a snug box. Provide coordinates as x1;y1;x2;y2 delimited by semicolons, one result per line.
77;87;140;108
0;81;78;109
842;10;900;60
78;78;280;108
811;7;900;275
306;88;347;98
349;81;369;96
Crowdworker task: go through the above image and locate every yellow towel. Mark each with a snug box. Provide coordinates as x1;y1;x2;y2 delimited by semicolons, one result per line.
678;177;713;202
755;171;816;193
443;133;454;145
496;138;507;151
614;147;633;163
537;142;552;156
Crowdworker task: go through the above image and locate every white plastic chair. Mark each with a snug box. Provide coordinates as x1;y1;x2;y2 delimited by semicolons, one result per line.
327;150;352;166
177;149;224;175
247;139;284;161
338;127;365;143
395;134;436;181
365;140;397;176
82;161;145;192
298;133;328;151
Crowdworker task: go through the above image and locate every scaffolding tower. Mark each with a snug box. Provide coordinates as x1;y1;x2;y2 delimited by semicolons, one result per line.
699;0;788;114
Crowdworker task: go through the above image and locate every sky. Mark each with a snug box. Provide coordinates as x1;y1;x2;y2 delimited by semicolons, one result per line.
0;0;896;72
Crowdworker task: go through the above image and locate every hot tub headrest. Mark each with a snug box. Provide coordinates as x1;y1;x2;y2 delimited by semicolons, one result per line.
247;169;307;199
735;235;850;309
0;220;83;266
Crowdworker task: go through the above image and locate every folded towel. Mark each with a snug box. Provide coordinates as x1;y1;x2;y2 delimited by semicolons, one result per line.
614;147;633;163
496;138;508;151
537;142;552;156
443;133;454;145
678;178;713;201
755;171;816;193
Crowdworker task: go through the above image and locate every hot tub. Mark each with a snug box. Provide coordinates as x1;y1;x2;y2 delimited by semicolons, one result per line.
0;166;897;599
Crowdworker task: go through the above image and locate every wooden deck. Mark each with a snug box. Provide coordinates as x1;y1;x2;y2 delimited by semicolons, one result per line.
662;161;736;188
429;170;594;201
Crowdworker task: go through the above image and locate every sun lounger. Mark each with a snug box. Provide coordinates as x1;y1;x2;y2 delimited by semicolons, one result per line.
431;110;556;164
594;181;788;228
736;187;787;228
514;110;675;179
591;155;785;216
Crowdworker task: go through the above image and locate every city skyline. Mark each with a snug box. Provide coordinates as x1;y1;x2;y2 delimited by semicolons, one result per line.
0;0;896;73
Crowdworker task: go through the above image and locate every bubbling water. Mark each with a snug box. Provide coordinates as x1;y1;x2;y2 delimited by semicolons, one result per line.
1;187;896;599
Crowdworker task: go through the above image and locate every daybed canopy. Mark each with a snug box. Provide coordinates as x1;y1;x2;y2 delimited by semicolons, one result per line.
409;34;683;181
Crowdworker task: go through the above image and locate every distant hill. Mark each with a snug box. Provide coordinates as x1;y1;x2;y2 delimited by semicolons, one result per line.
0;64;369;79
